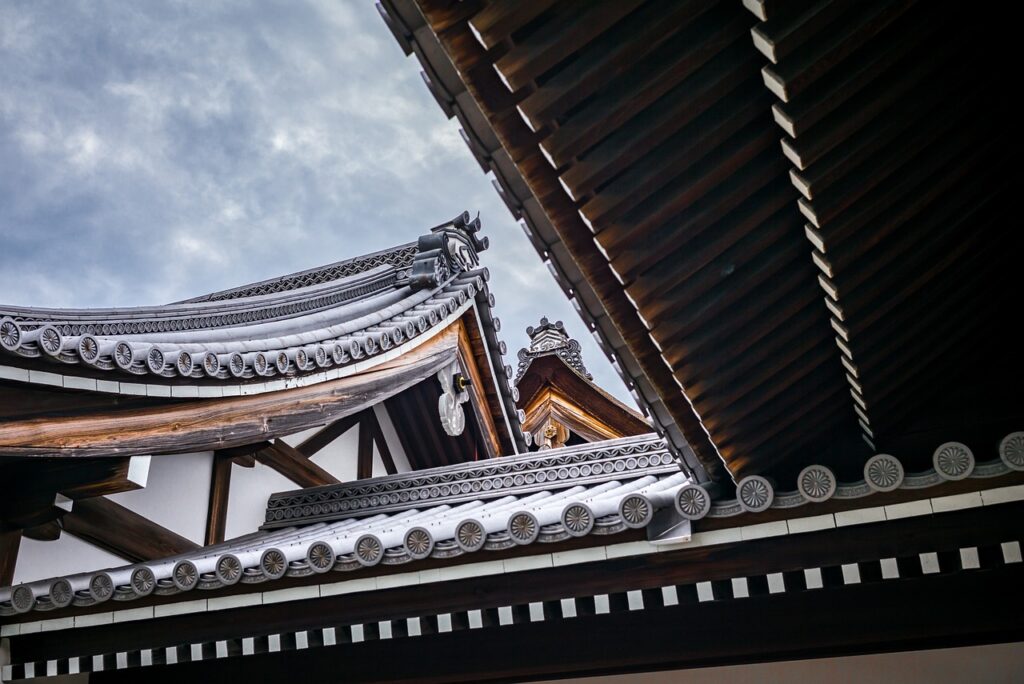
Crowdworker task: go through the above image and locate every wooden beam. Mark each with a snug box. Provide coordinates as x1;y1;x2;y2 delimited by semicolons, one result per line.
0;327;459;458
255;441;340;488
357;416;374;480
60;497;199;562
295;413;362;457
367;410;398;475
0;456;150;504
214;442;269;468
0;530;20;586
22;520;61;542
204;455;232;546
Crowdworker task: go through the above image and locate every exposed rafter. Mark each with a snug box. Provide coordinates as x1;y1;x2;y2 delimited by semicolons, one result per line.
296;413;363;458
357;416;375;480
59;497;200;563
255;440;340;488
365;409;399;475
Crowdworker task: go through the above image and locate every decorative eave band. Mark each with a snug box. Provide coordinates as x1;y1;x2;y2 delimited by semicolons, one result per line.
263;433;675;528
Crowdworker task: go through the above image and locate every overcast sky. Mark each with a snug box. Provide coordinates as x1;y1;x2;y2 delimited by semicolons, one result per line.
0;1;637;406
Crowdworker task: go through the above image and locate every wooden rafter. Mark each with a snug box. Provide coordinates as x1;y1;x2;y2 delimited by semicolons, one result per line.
22;520;62;542
255;440;340;488
60;497;199;562
204;455;233;546
357;415;375;480
296;413;362;458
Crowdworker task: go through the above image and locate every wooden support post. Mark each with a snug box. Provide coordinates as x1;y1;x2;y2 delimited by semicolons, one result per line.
204;455;232;546
357;415;375;480
60;497;199;562
255;440;340;487
0;530;21;586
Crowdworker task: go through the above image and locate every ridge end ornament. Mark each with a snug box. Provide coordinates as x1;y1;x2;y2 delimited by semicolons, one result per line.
410;210;487;290
437;363;470;436
515;316;593;384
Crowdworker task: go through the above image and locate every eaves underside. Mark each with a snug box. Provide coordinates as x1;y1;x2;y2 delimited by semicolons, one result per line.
378;0;1022;492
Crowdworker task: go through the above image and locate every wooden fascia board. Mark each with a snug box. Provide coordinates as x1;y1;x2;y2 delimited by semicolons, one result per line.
0;327;460;458
522;388;624;444
454;315;503;459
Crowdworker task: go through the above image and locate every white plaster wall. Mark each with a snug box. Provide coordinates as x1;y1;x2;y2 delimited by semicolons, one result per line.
222;462;297;541
13;534;126;585
108;451;214;545
306;424;360;481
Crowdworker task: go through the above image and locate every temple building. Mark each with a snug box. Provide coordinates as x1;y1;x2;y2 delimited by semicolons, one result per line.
3;0;1024;681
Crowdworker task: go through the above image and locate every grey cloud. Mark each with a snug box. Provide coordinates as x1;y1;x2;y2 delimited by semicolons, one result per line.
0;0;639;408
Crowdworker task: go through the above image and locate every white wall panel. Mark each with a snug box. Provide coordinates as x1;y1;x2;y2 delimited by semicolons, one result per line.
14;534;127;584
223;462;297;541
108;452;214;545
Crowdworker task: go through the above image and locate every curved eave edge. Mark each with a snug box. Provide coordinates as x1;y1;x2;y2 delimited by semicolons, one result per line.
0;274;482;399
4;433;1023;617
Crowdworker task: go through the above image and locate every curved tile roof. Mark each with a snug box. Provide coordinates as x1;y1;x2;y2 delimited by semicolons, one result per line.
3;431;1023;616
0;435;687;615
0;214;502;393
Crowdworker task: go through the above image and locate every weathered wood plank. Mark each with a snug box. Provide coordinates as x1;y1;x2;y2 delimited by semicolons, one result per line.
0;327;459;458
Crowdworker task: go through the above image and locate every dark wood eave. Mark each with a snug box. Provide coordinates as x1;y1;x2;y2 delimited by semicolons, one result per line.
379;0;1023;489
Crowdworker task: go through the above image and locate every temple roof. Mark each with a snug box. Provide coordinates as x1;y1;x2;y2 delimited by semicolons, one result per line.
514;317;591;384
0;214;509;401
0;434;687;615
